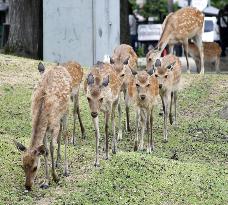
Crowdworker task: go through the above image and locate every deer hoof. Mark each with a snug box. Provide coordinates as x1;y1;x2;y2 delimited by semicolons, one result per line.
94;161;100;167
63;171;69;177
163;139;168;143
40;183;49;189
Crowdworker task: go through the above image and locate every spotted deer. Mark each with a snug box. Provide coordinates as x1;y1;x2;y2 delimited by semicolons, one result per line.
188;41;222;73
147;7;204;74
15;65;72;191
84;62;121;166
38;61;85;146
128;70;159;152
110;44;138;138
154;55;181;142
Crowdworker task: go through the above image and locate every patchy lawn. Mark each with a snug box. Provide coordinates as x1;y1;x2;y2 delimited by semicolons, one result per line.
0;54;227;205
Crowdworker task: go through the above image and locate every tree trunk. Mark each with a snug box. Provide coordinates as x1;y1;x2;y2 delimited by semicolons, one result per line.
120;0;130;44
6;0;42;59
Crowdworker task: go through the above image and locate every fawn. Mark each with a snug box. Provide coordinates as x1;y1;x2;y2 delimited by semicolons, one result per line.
38;61;85;145
15;65;72;191
153;55;181;142
110;44;138;138
188;41;222;73
128;69;159;152
84;62;122;166
148;7;204;74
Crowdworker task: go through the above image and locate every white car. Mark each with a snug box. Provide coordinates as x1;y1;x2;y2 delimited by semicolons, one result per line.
202;16;220;42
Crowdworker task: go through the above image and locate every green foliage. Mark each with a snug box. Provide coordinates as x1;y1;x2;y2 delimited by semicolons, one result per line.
136;46;145;57
211;0;227;9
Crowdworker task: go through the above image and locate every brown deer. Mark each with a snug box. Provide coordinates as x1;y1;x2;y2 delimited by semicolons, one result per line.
147;7;204;74
153;55;181;142
84;62;122;166
110;44;138;138
188;41;222;73
15;65;72;191
128;70;159;152
38;61;85;145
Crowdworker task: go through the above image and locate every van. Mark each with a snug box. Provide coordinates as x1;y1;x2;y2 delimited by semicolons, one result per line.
202;16;220;42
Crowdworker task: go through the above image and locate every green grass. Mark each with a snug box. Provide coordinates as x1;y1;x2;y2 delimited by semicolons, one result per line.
0;55;228;204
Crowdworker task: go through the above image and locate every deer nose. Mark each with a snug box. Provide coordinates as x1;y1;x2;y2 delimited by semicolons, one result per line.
91;112;98;118
159;84;162;89
140;95;146;100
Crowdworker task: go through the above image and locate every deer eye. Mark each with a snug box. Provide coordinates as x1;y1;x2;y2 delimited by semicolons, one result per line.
146;84;150;87
164;75;168;78
99;98;103;102
148;58;152;62
155;74;158;78
33;167;37;172
120;73;125;77
136;83;140;87
87;97;91;102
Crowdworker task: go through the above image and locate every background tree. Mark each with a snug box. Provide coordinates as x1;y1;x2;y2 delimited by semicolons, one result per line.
120;0;130;44
5;0;42;59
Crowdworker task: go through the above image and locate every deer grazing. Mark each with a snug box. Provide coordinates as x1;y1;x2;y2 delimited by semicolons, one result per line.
147;7;204;74
188;41;222;73
38;61;85;146
15;65;72;191
128;69;159;152
153;55;182;142
84;62;121;166
110;44;138;138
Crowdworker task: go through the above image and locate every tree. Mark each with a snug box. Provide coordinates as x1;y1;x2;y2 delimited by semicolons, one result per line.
5;0;42;59
120;0;130;44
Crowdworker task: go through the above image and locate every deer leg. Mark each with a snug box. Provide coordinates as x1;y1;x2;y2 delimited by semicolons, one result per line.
124;89;131;132
183;40;190;74
134;109;140;151
50;128;60;182
56;120;63;168
117;101;123;140
76;94;85;139
40;133;50;189
104;112;110;158
194;34;204;74
112;101;118;154
169;44;174;54
139;109;146;151
61;114;69;176
147;109;154;153
162;95;170;142
72;94;77;145
173;91;177;126
215;57;220;73
169;92;174;125
92;116;100;167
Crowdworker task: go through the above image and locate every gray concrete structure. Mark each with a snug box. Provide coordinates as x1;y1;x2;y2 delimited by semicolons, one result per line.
43;0;120;67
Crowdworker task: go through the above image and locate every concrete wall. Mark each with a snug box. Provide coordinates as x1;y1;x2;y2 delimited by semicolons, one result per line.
43;0;120;67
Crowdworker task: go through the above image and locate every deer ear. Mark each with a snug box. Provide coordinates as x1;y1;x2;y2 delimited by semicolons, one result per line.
167;61;176;70
38;62;45;74
87;73;94;85
14;140;27;152
155;59;161;67
147;67;154;76
34;145;48;156
123;57;129;65
102;75;109;87
110;57;114;64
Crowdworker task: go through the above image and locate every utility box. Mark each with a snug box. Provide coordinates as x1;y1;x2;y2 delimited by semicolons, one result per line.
43;0;120;67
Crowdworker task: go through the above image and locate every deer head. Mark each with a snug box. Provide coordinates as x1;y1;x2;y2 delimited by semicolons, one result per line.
14;141;47;191
146;49;162;71
131;70;154;101
110;56;129;82
154;59;176;89
85;72;110;118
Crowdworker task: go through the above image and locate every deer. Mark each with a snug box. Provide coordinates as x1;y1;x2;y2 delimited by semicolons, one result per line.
153;55;182;142
84;62;122;167
128;69;159;152
14;65;72;191
147;7;205;74
188;41;222;73
110;44;138;139
38;61;85;146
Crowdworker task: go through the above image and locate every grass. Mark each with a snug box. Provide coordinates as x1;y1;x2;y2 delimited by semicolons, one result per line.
0;54;227;204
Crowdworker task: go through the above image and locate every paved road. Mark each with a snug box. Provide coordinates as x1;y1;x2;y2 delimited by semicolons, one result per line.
138;56;228;73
